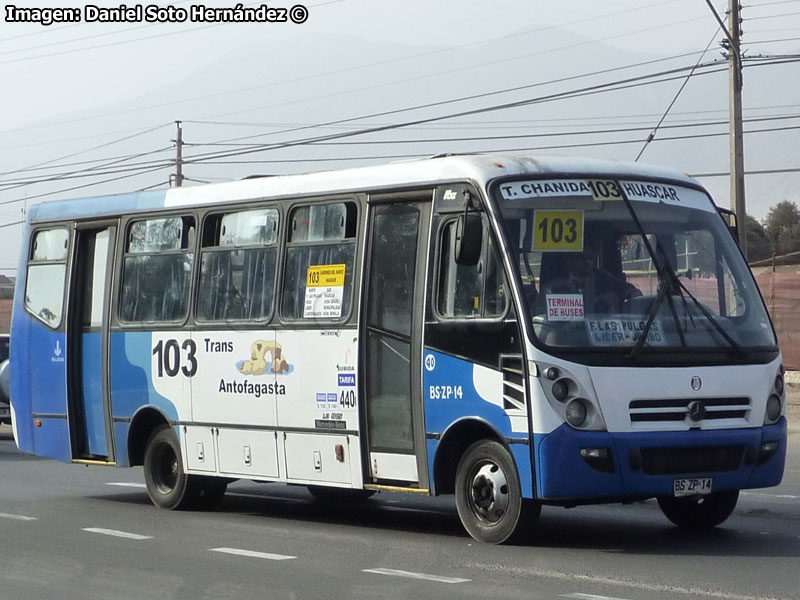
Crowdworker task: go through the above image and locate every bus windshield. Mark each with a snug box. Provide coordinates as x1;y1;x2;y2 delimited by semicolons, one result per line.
495;177;777;354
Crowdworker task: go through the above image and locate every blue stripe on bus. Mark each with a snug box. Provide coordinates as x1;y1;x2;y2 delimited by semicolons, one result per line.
109;331;179;424
423;350;533;498
534;419;787;500
29;190;167;221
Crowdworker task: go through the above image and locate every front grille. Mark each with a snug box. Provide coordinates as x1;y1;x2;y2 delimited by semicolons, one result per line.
639;445;745;475
629;397;750;424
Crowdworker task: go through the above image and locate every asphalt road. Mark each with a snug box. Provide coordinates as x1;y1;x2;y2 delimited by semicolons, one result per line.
1;418;799;600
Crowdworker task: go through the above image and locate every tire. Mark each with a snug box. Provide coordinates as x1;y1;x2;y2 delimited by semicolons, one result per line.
143;425;197;510
307;485;376;502
657;490;739;529
454;440;540;544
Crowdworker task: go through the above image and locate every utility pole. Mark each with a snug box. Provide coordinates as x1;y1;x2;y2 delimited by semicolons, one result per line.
173;120;184;188
728;0;747;257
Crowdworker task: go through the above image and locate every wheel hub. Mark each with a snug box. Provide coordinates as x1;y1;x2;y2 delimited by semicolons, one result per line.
469;462;509;524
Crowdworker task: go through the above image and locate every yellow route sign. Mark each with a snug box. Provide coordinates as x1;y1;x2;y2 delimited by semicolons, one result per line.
306;264;346;287
532;210;584;252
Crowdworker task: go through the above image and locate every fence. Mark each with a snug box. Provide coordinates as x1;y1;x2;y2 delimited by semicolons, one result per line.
753;269;800;370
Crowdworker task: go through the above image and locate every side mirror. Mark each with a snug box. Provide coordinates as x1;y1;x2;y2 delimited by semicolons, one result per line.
454;213;482;266
717;207;739;246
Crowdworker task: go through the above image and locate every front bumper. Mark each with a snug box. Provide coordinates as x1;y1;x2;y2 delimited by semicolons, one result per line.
533;418;786;501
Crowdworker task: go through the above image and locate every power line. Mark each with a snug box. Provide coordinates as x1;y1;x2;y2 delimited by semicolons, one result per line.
180;114;798;149
0;0;194;58
191;54;728;150
3;123;172;176
0;164;169;207
0;147;174;178
746;9;800;18
635;26;721;161
692;166;800;176
178;62;731;166
190;16;712;128
746;37;800;44
0;157;174;189
744;0;800;6
185;123;800;166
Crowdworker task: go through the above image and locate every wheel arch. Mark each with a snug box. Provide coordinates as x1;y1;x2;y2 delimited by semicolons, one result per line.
128;406;174;467
432;417;514;495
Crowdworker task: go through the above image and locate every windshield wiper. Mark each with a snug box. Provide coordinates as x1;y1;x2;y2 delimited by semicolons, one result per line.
620;193;747;360
628;266;746;358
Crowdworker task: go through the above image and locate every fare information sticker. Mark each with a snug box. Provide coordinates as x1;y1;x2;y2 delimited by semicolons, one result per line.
304;264;346;318
533;210;584;251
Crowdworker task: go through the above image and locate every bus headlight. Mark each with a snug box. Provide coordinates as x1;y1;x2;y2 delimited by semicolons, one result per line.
775;374;784;396
536;362;607;431
565;398;588;427
765;394;782;424
551;379;569;402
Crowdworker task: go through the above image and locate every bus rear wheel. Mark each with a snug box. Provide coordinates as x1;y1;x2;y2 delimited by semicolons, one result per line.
454;440;539;544
144;425;201;510
657;490;739;529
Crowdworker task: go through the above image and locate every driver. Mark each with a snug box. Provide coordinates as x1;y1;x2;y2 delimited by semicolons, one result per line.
548;246;641;313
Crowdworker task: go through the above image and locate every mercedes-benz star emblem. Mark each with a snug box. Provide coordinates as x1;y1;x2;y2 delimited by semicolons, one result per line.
687;400;706;422
691;376;702;391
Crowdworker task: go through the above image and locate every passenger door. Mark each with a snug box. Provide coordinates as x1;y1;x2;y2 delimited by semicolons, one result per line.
68;224;117;462
361;196;431;488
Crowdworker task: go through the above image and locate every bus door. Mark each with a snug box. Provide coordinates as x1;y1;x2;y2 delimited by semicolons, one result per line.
361;195;431;488
68;224;117;462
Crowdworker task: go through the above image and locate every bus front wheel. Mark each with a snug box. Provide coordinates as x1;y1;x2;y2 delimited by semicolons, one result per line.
657;490;739;529
143;425;197;510
454;440;539;544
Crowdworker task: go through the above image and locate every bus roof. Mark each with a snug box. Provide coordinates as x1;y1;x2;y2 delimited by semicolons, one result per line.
29;153;698;222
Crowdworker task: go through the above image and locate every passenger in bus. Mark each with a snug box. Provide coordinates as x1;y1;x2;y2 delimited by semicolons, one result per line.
544;246;641;314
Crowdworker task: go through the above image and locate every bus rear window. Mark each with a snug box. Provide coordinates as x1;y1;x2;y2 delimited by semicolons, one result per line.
25;228;69;329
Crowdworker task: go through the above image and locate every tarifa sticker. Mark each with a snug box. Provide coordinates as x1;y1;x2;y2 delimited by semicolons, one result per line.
304;264;346;318
533;210;583;251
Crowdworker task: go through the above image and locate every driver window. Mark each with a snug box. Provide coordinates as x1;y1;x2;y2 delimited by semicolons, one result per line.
437;219;508;319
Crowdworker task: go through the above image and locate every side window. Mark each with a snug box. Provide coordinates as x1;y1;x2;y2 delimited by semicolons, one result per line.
197;208;279;322
367;203;420;337
437;219;508;319
25;228;69;328
120;216;195;323
281;202;357;321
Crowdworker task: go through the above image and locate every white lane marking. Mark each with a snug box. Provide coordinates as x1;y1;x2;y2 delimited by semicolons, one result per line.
469;563;781;600
82;528;152;540
106;482;147;488
0;512;37;521
363;568;470;584
210;547;296;561
563;594;633;600
741;491;800;500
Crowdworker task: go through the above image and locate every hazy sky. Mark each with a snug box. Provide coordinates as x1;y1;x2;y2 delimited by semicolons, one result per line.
2;0;798;272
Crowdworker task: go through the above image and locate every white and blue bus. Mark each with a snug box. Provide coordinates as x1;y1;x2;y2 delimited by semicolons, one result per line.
10;154;786;543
